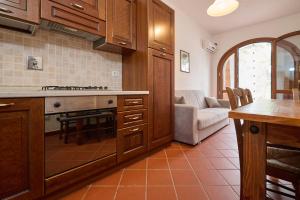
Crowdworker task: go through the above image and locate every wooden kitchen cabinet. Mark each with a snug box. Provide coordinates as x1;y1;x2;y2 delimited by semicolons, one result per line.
0;0;39;24
0;98;44;200
148;48;174;149
94;0;137;53
117;124;148;163
148;0;174;55
41;0;105;38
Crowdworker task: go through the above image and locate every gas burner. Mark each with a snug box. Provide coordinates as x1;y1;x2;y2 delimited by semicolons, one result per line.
42;86;109;91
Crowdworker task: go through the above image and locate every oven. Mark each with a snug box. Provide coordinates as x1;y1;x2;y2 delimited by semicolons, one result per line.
44;96;117;178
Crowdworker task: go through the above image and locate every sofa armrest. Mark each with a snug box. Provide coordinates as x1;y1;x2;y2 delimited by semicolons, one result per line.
174;104;199;145
217;99;230;109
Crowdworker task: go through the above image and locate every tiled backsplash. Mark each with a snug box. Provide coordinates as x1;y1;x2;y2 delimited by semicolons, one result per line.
0;28;122;90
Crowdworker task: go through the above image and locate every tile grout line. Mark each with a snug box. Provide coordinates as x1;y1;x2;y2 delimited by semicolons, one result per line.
181;144;211;200
165;148;179;200
113;168;125;200
145;158;148;200
81;184;92;200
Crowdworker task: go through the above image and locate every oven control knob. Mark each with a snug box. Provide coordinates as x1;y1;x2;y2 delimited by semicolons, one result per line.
54;102;61;108
108;100;114;104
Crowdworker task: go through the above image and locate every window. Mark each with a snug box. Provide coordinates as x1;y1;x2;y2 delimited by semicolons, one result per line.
217;31;300;99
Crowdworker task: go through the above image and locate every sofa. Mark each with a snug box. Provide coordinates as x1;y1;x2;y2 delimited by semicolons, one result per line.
175;90;230;145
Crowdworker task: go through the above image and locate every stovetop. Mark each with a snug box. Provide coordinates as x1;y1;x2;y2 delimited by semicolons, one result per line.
42;86;109;91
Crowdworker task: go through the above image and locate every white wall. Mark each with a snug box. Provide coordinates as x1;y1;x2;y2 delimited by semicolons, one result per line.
211;12;300;96
162;0;213;95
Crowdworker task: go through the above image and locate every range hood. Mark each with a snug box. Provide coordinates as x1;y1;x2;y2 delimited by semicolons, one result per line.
0;16;36;34
40;20;103;41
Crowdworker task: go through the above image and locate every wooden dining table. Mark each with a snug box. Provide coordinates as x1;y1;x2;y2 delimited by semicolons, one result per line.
228;99;300;200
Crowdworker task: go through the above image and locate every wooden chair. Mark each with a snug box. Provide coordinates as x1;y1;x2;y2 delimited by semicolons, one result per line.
226;87;300;200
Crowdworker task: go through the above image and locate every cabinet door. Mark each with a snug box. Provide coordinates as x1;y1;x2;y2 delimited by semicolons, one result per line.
117;124;148;163
0;98;44;200
0;0;39;23
148;48;174;149
106;0;136;50
50;0;99;18
148;0;174;55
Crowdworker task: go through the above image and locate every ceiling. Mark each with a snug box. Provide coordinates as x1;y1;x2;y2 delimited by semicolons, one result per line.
168;0;300;35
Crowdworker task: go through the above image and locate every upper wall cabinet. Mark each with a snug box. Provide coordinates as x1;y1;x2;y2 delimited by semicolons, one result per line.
94;0;137;53
0;0;39;33
148;0;174;55
41;0;105;41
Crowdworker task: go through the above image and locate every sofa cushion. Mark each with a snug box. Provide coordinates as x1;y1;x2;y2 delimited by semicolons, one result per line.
205;97;221;108
175;90;208;109
197;108;229;130
175;96;186;104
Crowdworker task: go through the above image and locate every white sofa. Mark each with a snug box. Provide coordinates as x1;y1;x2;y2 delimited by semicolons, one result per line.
175;90;230;145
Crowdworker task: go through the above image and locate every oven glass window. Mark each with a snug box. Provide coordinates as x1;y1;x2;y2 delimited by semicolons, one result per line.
45;108;116;178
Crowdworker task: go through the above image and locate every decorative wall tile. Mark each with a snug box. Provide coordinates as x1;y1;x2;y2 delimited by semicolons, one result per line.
0;28;122;90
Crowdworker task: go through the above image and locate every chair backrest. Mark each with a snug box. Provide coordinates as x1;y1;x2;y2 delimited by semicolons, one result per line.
226;87;254;170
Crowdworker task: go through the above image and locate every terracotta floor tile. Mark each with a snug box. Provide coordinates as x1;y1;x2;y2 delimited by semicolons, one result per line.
171;170;200;186
126;159;147;170
183;149;206;159
205;186;239;200
168;158;192;170
188;158;215;170
84;186;117;200
209;158;237;169
195;169;228;186
227;157;240;169
199;147;224;158
147;170;173;186
219;150;239;158
120;170;146;186
149;150;166;159
175;186;209;200
166;149;185;158
147;186;177;200
60;186;89;200
147;158;169;170
167;142;182;149
115;186;145;200
219;170;240;185
92;170;123;186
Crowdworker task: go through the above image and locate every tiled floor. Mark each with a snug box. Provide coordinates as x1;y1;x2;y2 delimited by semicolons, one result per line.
60;122;294;200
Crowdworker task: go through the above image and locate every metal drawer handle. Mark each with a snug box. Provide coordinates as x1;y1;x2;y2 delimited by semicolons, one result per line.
161;53;166;56
129;128;140;132
118;42;127;45
161;47;166;51
0;7;13;13
71;3;84;10
64;26;78;32
0;103;15;107
129;116;140;120
130;101;139;104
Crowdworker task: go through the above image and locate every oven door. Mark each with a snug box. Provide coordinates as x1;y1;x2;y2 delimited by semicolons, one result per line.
44;108;116;178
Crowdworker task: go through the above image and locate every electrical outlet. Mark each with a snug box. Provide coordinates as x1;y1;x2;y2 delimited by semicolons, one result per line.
27;56;43;70
112;71;120;77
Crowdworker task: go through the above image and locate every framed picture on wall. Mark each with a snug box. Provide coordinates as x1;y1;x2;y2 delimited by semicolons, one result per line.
180;50;190;73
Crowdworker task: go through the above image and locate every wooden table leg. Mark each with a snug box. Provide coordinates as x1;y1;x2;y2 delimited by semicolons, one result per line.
242;121;266;200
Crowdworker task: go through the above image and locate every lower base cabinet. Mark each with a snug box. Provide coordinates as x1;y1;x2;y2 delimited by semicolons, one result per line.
0;98;44;200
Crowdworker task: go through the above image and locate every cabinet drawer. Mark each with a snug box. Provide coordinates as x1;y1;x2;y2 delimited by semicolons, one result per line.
117;109;148;129
117;95;148;112
41;0;105;37
117;124;148;163
50;0;99;18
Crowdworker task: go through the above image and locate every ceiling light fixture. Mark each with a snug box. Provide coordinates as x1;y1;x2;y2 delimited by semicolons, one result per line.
207;0;239;17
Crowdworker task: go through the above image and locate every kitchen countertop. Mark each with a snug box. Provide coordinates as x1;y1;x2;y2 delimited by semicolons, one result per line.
0;90;149;98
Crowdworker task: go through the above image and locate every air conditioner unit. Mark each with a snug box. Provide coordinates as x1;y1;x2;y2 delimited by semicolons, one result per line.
202;40;218;53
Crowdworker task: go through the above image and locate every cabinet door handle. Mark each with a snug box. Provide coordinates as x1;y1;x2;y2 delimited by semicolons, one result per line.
160;53;166;56
129;128;140;132
71;3;84;10
0;103;15;107
129;116;140;120
118;42;127;45
0;7;13;13
160;47;167;51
